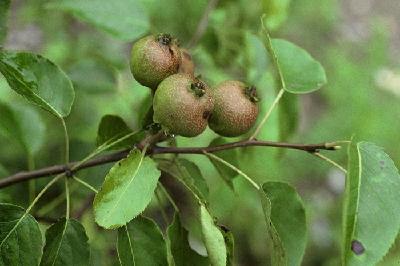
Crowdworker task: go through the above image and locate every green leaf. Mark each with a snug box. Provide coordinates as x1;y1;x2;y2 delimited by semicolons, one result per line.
40;218;90;266
200;205;227;266
48;0;150;41
271;39;327;93
260;182;307;266
277;93;298;141
96;115;142;150
262;0;291;30
0;203;43;266
0;101;45;155
178;159;209;200
0;51;75;118
94;149;161;229
0;0;10;44
342;142;400;265
208;137;239;190
117;216;168;266
167;213;208;266
157;159;208;203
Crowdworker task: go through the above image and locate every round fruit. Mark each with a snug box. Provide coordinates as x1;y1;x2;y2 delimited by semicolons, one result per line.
130;34;181;89
153;73;213;137
209;80;259;137
178;49;195;77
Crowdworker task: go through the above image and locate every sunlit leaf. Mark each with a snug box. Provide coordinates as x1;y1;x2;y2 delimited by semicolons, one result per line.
94;149;161;229
342;142;400;265
0;203;42;266
0;51;75;118
167;213;208;266
200;205;227;266
260;182;307;266
48;0;150;41
271;39;327;94
117;216;168;266
262;0;291;30
40;218;90;266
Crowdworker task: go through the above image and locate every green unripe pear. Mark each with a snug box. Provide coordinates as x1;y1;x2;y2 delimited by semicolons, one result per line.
130;34;181;89
153;73;213;137
209;80;259;137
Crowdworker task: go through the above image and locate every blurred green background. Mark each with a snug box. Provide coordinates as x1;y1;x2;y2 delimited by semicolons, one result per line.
0;0;399;265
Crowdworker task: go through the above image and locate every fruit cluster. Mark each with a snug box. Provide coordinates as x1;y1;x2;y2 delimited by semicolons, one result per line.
130;33;260;138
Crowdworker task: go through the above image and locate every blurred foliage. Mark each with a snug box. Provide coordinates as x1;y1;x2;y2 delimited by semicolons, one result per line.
0;0;399;265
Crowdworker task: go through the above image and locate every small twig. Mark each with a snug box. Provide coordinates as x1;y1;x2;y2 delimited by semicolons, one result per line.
313;152;347;174
187;0;219;48
0;140;340;189
73;176;98;193
65;177;70;219
204;151;260;190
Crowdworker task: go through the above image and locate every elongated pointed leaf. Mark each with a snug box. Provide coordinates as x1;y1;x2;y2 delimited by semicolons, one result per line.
157;159;208;203
0;51;75;118
40;218;90;266
0;0;10;44
260;182;307;266
94;149;161;229
200;205;227;266
342;142;400;265
0;203;43;266
48;0;150;41
96;115;143;150
167;213;209;266
271;39;327;93
0;102;45;155
178;159;209;200
117;216;168;266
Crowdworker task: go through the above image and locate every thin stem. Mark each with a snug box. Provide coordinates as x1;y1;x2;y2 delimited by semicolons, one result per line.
65;177;70;219
73;176;98;193
204;151;260;190
313;152;347;174
155;189;169;225
0;139;340;189
61;118;70;163
250;88;285;140
0;174;63;249
158;182;178;212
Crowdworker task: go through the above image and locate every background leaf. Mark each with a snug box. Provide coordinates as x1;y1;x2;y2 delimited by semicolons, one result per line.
48;0;150;41
167;213;208;266
0;0;10;44
96;114;142;150
271;39;327;94
342;142;400;265
0;101;45;155
260;182;307;266
262;0;291;31
94;149;161;229
200;205;227;266
0;203;43;266
117;216;168;266
40;218;90;266
208;137;239;190
0;51;75;118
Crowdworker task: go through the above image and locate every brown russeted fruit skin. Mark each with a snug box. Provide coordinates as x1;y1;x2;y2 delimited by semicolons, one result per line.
130;34;181;89
153;73;213;137
209;80;259;137
178;48;195;77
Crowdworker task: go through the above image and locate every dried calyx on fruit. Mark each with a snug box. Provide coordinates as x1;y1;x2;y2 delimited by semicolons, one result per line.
209;80;259;137
130;33;181;89
153;73;214;137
